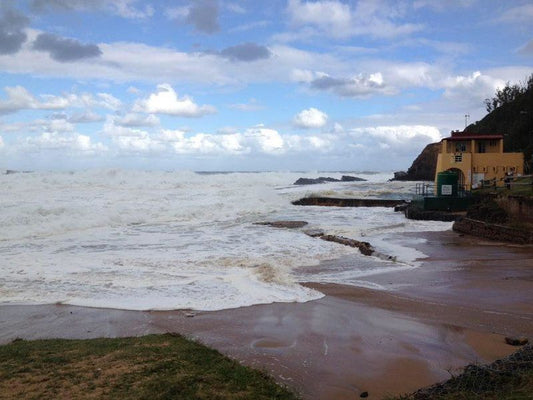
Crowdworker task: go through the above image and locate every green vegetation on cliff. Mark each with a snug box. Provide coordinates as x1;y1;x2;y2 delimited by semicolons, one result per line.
466;74;533;171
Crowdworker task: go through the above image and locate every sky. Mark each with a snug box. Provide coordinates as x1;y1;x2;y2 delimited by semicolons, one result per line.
0;0;532;171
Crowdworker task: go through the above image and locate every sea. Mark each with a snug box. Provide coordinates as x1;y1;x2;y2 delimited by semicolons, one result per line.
0;170;452;311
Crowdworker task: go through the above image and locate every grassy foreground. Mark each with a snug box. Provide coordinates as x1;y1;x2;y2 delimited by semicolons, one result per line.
391;345;533;400
0;334;299;400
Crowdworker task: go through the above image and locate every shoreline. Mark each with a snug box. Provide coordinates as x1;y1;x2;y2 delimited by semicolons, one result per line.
1;230;533;399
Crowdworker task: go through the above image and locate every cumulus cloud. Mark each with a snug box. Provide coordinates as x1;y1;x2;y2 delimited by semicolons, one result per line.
21;131;107;153
310;72;392;97
293;107;328;128
30;0;154;19
68;111;104;123
0;7;30;55
219;42;271;62
244;126;285;154
188;0;219;33
441;71;505;107
113;113;160;127
32;33;102;62
167;0;220;34
133;84;216;117
286;0;422;39
0;86;122;115
0;86;69;114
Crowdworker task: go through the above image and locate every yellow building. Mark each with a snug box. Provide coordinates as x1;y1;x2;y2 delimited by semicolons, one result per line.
435;131;524;190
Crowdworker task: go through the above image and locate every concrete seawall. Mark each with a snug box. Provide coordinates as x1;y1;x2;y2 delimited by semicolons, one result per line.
453;217;533;244
292;197;407;207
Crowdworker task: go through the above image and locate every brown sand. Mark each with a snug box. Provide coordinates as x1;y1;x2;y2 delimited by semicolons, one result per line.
1;230;532;399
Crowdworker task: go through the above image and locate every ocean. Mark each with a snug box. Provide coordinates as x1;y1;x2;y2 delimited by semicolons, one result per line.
0;170;452;311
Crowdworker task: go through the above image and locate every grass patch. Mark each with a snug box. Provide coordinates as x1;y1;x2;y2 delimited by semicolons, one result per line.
0;334;299;400
389;345;533;400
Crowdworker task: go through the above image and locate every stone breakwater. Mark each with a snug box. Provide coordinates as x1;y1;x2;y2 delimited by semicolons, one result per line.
292;197;407;207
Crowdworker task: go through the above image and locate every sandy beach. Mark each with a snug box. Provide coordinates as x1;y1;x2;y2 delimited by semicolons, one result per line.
1;230;532;399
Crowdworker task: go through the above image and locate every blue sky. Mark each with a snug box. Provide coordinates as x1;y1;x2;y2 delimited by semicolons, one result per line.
0;0;532;171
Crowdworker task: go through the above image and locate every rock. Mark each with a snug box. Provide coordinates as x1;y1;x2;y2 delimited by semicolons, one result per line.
341;175;367;182
360;392;369;398
255;221;309;229
505;336;529;346
293;177;335;185
320;235;374;256
391;142;441;181
293;176;366;185
392;171;408;180
303;229;325;237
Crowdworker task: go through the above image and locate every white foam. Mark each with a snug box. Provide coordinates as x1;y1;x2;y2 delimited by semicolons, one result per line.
0;170;451;310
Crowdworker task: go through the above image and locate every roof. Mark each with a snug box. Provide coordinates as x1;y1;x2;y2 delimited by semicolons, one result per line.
443;131;503;141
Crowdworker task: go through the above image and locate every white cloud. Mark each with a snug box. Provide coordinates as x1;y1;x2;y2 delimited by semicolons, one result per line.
0;85;123;115
293;107;328;128
286;0;423;39
441;71;505;107
133;84;216;117
350;125;442;145
31;0;154;19
245;126;285;154
496;4;533;24
113;113;160;127
0;135;4;149
96;93;122;111
309;72;394;97
20;131;107;153
229;98;264;111
68;111;104;123
0;86;69;114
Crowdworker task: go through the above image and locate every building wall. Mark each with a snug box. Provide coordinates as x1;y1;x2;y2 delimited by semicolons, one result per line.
435;138;524;189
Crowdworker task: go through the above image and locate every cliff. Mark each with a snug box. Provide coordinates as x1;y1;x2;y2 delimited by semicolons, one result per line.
393;142;440;181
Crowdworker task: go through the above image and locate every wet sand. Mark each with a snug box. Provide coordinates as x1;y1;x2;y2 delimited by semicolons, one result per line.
1;230;533;399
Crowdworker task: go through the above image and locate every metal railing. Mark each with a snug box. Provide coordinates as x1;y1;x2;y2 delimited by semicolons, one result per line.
415;182;470;198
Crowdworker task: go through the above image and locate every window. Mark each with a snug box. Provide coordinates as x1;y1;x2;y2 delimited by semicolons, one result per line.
477;142;486;153
455;142;466;152
454;154;462;163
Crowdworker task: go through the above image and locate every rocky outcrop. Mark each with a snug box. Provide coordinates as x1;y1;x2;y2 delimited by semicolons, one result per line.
392;142;440;181
292;197;406;207
319;235;374;256
293;175;366;185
